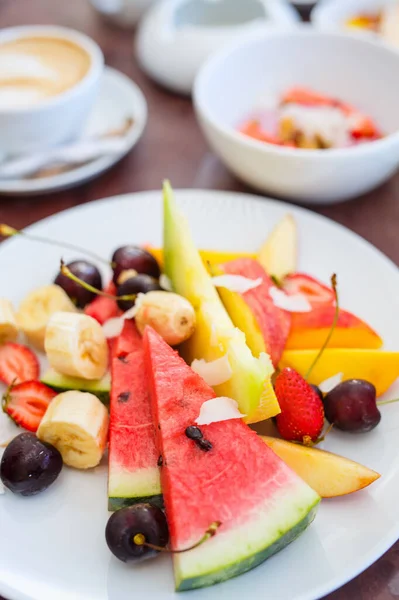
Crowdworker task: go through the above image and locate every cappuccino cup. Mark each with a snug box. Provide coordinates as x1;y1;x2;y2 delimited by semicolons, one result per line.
0;26;104;156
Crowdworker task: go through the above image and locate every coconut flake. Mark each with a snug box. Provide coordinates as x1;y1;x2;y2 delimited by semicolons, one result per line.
191;355;233;386
319;373;343;394
102;303;140;339
159;274;173;292
211;275;262;294
195;397;246;426
269;287;312;312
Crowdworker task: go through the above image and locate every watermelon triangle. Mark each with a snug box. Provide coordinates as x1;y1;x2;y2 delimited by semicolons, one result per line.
143;326;320;591
108;321;162;510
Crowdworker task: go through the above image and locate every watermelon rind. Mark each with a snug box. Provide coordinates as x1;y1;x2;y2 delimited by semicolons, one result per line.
175;486;319;591
108;466;163;511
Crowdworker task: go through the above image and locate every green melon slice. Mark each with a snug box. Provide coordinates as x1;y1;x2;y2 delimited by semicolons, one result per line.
41;368;110;405
108;321;162;510
163;180;280;423
143;326;320;591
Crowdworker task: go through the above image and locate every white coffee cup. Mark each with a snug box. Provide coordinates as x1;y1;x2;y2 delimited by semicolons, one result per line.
0;26;104;156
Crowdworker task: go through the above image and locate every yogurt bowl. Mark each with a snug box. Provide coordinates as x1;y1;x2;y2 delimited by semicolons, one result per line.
0;25;104;156
194;27;399;204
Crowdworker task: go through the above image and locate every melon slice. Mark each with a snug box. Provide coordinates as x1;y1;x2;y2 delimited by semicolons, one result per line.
163;180;280;423
108;320;161;510
143;326;320;591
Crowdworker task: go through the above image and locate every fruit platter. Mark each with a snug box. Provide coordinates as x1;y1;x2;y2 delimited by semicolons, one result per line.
0;184;398;600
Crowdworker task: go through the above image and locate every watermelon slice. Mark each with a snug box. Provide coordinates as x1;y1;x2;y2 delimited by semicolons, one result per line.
143;326;320;591
108;320;161;510
84;282;120;325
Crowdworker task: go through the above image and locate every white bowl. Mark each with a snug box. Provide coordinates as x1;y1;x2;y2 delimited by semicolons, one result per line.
0;26;104;156
194;27;399;204
135;0;299;95
312;0;391;35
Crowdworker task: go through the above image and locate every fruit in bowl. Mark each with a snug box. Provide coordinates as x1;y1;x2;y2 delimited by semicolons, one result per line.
239;86;382;150
194;29;399;203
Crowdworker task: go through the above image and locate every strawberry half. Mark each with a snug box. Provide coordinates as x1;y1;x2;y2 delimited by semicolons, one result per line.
275;367;325;443
283;273;335;307
0;342;40;385
2;381;57;432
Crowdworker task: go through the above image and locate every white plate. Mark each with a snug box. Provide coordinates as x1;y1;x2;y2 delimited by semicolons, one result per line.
0;189;398;600
0;68;147;196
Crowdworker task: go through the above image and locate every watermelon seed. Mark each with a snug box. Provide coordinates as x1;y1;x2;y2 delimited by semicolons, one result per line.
196;438;213;452
185;425;203;440
157;455;163;467
134;521;222;554
117;355;129;363
118;392;130;403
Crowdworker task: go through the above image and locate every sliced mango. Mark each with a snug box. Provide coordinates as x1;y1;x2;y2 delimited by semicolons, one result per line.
280;349;399;397
286;307;383;350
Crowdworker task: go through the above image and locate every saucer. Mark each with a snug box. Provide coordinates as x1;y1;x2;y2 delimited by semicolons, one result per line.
0;67;148;196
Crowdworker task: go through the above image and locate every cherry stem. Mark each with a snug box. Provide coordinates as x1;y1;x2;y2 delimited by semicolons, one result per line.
377;397;399;406
305;274;339;381
133;521;222;554
0;224;111;267
60;261;136;302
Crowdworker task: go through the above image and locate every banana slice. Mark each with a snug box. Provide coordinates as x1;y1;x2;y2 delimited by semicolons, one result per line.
17;285;77;351
0;298;19;344
45;312;108;380
37;390;109;469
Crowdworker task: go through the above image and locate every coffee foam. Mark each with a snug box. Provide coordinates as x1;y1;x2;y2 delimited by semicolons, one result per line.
0;36;91;109
0;53;58;83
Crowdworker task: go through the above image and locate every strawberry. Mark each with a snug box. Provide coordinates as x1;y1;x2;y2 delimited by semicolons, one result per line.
275;367;325;443
0;342;40;385
2;381;57;432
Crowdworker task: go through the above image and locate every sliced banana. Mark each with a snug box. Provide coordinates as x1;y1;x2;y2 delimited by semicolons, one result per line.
0;298;19;344
37;390;109;469
45;312;108;380
17;284;77;351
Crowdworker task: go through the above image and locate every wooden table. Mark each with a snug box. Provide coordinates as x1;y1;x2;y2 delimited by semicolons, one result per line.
0;1;398;599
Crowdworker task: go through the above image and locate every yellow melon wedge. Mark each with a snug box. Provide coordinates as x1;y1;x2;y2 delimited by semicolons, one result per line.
280;349;399;397
262;436;380;497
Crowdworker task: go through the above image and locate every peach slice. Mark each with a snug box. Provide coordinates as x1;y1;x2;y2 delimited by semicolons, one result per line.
262;436;380;497
280;348;399;397
214;258;291;367
286;306;383;350
147;247;256;271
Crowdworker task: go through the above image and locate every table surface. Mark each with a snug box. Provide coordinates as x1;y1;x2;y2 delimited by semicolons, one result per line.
0;1;398;599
